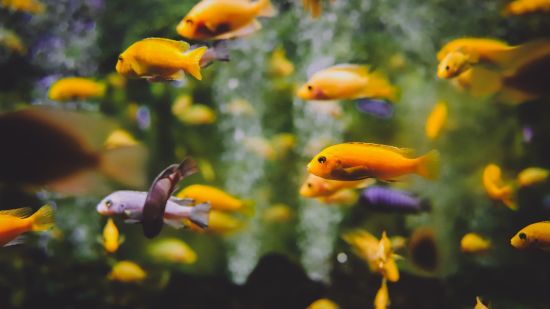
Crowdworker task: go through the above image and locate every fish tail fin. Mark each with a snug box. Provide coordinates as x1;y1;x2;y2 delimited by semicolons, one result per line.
256;0;277;17
241;200;256;217
361;72;398;102
189;202;211;229
100;145;148;189
494;40;550;72
416;150;440;180
501;186;518;211
30;204;55;232
311;0;322;18
183;46;208;80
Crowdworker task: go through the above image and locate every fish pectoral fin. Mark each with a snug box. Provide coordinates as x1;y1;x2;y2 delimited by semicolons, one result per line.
4;235;27;247
169;197;195;206
343;166;371;178
130;61;148;76
214;20;261;40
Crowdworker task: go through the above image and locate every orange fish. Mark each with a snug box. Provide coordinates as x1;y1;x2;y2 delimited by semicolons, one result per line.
482;163;516;210
0;205;54;247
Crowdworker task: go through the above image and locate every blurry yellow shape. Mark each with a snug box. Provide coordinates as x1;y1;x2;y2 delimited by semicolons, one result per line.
374;279;390;309
185;210;245;235
307;298;339;309
376;231;400;282
504;0;550;15
483;163;517;210
172;95;193;116
147;238;197;264
262;203;292;223
108;261;146;283
460;233;491;254
0;29;26;55
474;296;489;309
244;137;276;160
319;189;359;206
106;72;126;89
177;184;253;215
101;218;123;254
517;167;549;187
104;129;138;150
342;229;379;272
224;98;256;117
48;77;106;101
1;0;45;14
300;173;372;198
198;158;216;181
269;46;294;77
271;133;296;159
425;101;448;140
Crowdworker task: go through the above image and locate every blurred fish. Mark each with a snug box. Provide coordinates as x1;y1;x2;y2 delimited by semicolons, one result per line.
300;173;370;198
104;129;138;150
302;0;334;18
460;233;491;254
269;46;294;77
0;29;26;55
100;218;123;254
147;238;197;264
243;136;276;160
176;184;254;216
143;159;201;238
176;104;216;125
116;38;208;81
262;203;292;223
474;297;489;309
376;231;400;282
108;261;146;283
408;228;439;273
374;279;390;309
511;221;550;250
504;0;550;15
106;72;126;89
355;99;394;119
343;229;379;272
0;0;44;14
0;205;54;247
0;107;147;195
197;158;216;181
185;210;245;235
48;77;106;101
172;95;193;115
306;298;339;309
359;186;431;214
223;98;256;116
482;163;517;210
319;188;359;206
176;0;277;41
307;142;440;181
517;167;549;187
390;236;407;253
425;101;448;140
96;190;210;230
297;64;397;103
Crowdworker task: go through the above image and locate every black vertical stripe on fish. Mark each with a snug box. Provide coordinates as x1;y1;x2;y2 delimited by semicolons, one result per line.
142;157;198;238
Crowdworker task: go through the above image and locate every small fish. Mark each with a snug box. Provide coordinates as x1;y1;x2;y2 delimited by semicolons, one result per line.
147;238;197;264
223;98;256;117
269;46;294;77
197;158;216;182
96;190;210;231
375;231;400;282
48;77;106;101
359;186;431;214
460;233;491;254
175;104;216;125
300;173;370;198
297;64;397;102
425;101;448;140
374;279;390;309
116;38;208;81
176;184;254;216
504;0;550;16
482;163;517;210
185;210;245;235
0;107;147;195
100;218;123;254
172;95;193;116
262;203;292;223
104;129;138;150
176;0;276;41
0;29;26;55
307;142;440;181
517;167;549;187
437;50;478;79
108;261;146;283
511;221;550;250
474;297;489;309
306;298;340;309
0;0;44;14
0;205;54;247
319;189;359;206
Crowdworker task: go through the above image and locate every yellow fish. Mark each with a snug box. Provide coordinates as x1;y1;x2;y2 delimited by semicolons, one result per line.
104;129;138;150
319;189;359;206
297;64;397;102
460;233;491;254
116;38;207;81
48;77;106;101
306;298;340;309
300;173;371;198
185;210;245;235
177;184;254;215
108;261;146;283
224;98;256;117
100;218;123;254
147;238;197;264
0;29;26;55
504;0;550;16
262;203;292;223
425;101;448;140
172;95;193;116
269;46;294;77
197;158;216;182
511;221;550;250
517;167;549;187
1;0;44;14
177;105;216;125
376;231;400;282
482;163;516;210
374;279;390;309
474;297;489;309
244;136;276;160
307;142;440;181
176;0;276;41
0;205;54;247
106;72;126;89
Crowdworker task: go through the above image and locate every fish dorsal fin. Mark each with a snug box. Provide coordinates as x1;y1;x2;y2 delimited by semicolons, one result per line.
142;37;190;52
326;64;370;76
0;207;33;218
345;142;414;156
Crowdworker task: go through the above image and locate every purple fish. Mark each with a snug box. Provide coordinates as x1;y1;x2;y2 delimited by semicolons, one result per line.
359;186;430;213
355;99;394;119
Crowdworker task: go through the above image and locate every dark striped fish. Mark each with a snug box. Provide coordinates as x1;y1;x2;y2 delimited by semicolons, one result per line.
359;186;430;213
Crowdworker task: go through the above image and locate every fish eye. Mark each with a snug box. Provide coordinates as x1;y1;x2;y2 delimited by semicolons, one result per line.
318;156;327;164
519;232;526;240
445;65;450;71
105;200;113;208
307;183;312;188
307;85;313;91
186;19;193;25
118;56;123;61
